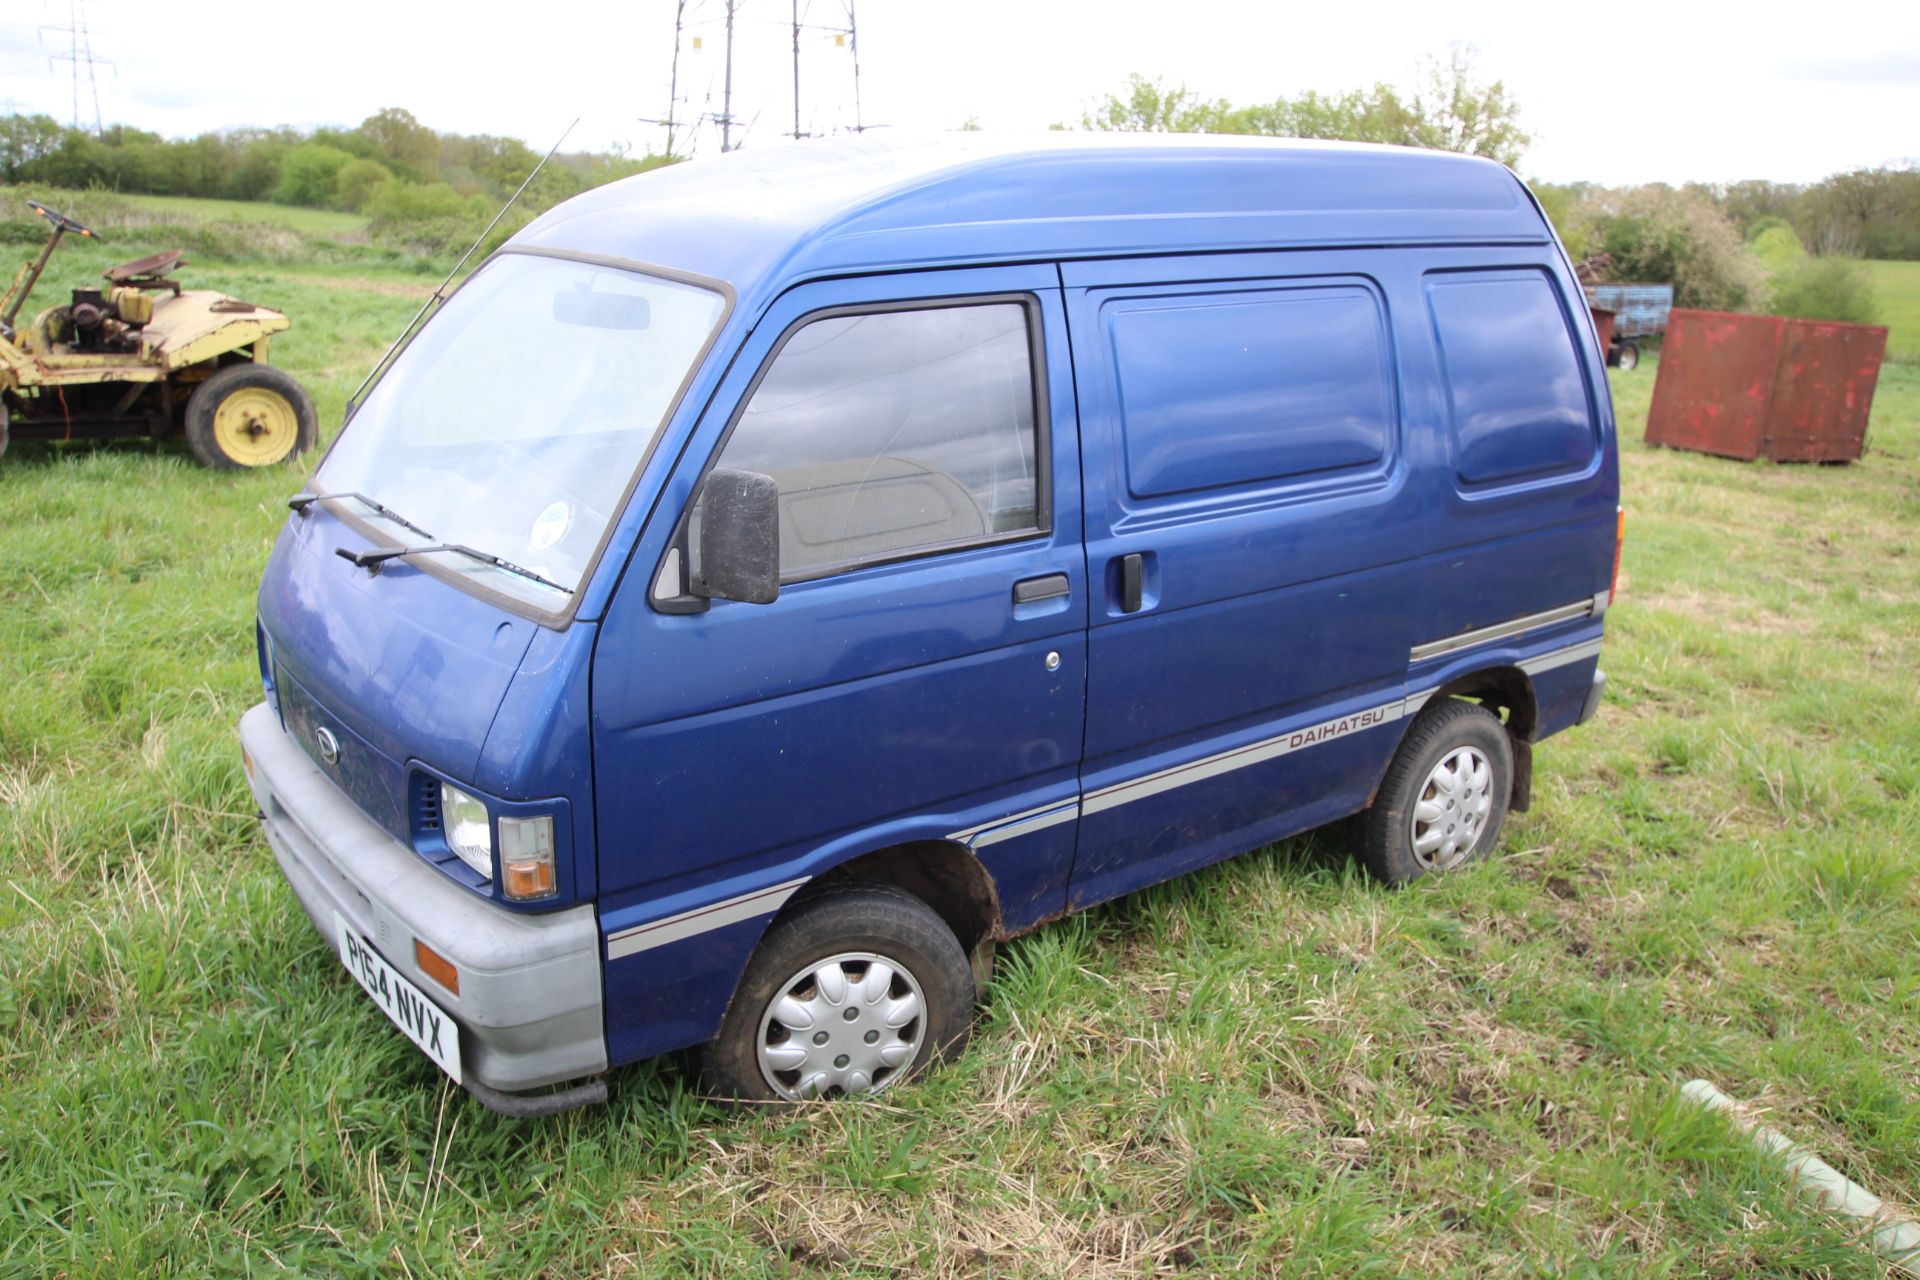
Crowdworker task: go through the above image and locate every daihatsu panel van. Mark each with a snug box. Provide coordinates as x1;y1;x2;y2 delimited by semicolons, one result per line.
240;134;1620;1113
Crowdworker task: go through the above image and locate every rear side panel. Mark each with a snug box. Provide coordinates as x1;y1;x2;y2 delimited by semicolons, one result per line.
1063;241;1615;910
1413;254;1618;648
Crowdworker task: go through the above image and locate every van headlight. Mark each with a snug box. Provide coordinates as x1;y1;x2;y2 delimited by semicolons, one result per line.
441;783;493;880
499;815;557;901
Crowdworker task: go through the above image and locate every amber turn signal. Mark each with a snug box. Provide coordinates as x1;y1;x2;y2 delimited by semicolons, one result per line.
1610;506;1626;606
503;857;557;901
415;939;460;996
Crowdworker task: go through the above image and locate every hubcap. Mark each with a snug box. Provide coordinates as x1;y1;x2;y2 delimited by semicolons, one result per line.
756;951;926;1100
1409;745;1494;871
211;386;298;466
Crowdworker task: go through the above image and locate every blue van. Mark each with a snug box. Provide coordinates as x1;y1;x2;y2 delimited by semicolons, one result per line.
239;135;1620;1113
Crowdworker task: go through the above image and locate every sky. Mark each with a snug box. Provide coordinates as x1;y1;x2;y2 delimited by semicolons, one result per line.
3;0;1916;187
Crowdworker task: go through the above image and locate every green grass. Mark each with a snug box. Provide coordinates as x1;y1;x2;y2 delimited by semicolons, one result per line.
116;193;370;239
1852;258;1920;362
3;232;1919;1278
2;186;441;277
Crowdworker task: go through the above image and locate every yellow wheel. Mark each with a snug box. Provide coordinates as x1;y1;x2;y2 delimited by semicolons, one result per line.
183;364;317;470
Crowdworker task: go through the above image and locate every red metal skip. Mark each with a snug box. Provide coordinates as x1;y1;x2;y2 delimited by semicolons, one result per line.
1646;309;1889;462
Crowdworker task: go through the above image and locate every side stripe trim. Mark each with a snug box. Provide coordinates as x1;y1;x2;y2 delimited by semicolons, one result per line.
1518;637;1604;675
609;635;1604;964
604;877;809;961
1084;696;1416;815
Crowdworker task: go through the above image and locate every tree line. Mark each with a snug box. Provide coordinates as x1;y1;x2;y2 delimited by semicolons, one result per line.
0;108;670;253
1078;57;1909;323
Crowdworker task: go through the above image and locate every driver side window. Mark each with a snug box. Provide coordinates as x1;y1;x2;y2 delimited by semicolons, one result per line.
695;299;1045;583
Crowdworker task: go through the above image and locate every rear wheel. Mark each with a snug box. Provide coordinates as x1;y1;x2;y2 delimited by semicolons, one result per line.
1354;700;1513;885
1614;341;1640;371
702;882;974;1103
183;363;317;469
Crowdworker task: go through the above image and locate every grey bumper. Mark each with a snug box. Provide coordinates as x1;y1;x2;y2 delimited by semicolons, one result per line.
1578;667;1607;725
239;702;607;1093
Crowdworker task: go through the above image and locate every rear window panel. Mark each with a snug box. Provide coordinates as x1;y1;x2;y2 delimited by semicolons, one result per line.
1426;270;1598;487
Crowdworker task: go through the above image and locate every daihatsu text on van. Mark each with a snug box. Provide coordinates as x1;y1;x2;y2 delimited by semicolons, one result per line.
240;135;1620;1113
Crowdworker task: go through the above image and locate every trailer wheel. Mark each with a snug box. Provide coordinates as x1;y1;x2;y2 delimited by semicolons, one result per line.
184;364;317;469
1613;342;1640;371
0;401;8;462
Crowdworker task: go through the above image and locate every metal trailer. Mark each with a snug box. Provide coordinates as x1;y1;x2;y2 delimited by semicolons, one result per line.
1583;282;1673;370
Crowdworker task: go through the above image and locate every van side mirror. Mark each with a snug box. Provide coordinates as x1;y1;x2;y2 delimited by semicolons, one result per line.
693;468;780;604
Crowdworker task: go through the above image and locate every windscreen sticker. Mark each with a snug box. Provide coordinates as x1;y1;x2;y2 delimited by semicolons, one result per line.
530;501;573;551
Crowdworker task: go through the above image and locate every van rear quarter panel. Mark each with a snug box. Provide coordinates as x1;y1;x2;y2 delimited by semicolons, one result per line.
1061;242;1613;908
1407;250;1619;642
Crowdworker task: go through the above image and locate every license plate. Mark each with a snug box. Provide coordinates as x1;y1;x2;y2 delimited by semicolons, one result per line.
335;912;463;1083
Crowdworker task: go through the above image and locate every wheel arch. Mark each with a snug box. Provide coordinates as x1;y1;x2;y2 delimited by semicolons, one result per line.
1416;664;1538;811
794;838;1004;964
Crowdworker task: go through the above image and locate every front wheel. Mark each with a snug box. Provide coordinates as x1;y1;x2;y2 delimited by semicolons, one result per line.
702;882;974;1103
1354;700;1513;885
183;363;317;469
1613;341;1640;371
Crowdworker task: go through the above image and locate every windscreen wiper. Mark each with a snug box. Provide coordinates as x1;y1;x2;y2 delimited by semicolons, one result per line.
289;490;434;540
334;543;573;595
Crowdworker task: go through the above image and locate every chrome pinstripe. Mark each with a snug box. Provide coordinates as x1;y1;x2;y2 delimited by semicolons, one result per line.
1409;597;1600;663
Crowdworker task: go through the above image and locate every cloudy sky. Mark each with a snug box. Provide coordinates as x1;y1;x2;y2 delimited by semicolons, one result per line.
3;0;1915;186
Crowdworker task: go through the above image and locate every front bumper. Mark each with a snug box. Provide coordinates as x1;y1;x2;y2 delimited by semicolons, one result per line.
239;702;607;1094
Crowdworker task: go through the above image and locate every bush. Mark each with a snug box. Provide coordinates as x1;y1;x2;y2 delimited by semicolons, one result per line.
1570;185;1768;312
273;143;353;208
1769;257;1877;325
1750;223;1806;275
333;158;394;213
366;180;488;254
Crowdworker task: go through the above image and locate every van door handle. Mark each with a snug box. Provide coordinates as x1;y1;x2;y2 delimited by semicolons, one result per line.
1119;553;1144;613
1012;573;1070;605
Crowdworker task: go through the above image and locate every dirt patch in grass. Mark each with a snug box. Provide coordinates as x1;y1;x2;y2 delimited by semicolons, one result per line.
303;276;438;299
1633;587;1818;637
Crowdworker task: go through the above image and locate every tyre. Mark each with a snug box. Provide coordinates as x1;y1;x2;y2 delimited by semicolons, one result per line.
702;881;974;1102
0;400;8;463
1354;699;1513;885
1615;342;1640;371
183;363;317;469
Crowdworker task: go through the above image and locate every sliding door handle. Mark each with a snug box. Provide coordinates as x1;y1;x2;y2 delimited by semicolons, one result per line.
1119;553;1144;613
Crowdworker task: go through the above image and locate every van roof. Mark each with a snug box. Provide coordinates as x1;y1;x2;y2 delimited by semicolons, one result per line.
510;133;1549;298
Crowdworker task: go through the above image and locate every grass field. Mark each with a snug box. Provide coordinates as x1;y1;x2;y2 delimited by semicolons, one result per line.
2;213;1918;1276
1855;258;1920;363
113;193;371;239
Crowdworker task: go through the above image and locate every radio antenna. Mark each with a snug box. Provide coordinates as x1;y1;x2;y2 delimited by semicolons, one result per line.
349;117;579;412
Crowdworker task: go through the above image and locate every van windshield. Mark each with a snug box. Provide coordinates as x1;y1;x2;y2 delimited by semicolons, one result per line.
316;252;725;610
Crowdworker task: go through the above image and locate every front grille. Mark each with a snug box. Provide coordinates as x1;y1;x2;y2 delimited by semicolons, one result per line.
412;775;442;833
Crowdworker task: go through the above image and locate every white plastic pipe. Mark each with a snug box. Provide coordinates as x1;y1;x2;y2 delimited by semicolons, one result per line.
1681;1078;1920;1275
